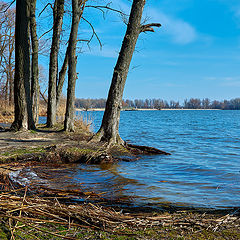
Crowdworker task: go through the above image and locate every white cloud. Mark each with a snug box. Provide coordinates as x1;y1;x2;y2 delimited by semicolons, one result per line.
104;1;198;45
146;9;197;44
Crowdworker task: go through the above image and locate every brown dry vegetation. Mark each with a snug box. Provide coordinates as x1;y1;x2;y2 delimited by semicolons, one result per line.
0;98;67;124
0;100;14;123
0;100;239;239
0;174;239;240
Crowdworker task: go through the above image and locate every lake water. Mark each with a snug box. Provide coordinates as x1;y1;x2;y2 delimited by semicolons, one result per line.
38;110;240;209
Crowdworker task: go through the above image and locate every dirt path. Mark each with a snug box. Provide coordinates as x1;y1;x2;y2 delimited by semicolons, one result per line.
0;129;76;151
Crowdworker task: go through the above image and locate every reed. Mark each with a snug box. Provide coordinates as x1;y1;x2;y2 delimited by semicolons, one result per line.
0;172;239;240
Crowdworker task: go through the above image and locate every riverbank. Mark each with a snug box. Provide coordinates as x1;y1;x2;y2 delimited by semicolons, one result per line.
0;174;239;240
0;124;239;239
75;108;222;112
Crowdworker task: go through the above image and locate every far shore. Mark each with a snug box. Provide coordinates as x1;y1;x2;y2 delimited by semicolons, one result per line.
76;108;222;112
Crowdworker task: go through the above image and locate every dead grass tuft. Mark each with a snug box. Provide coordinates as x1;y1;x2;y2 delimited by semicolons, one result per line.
74;114;92;133
0;100;14;123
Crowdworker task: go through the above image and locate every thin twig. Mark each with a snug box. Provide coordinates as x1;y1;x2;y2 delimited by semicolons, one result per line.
81;17;102;49
39;27;54;40
0;0;15;14
38;3;53;17
85;4;128;19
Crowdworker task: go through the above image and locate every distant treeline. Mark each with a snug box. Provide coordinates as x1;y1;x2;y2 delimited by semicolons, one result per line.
75;98;240;110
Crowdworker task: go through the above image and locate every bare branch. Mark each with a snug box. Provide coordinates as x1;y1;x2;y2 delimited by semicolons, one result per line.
81;17;102;49
39;27;54;40
40;90;47;104
38;3;53;17
0;0;15;14
85;4;128;18
140;23;161;33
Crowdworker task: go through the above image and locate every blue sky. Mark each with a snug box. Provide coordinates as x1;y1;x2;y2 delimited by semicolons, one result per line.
40;0;240;102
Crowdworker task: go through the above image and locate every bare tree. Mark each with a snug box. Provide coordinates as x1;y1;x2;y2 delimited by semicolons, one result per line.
93;0;161;145
56;46;68;109
47;0;65;127
11;0;35;131
64;0;86;131
0;5;15;104
30;0;40;124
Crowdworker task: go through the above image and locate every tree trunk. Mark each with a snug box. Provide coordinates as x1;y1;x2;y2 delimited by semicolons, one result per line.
47;0;64;127
30;0;40;124
64;0;85;132
11;0;35;131
94;0;146;145
8;28;14;105
56;47;68;109
5;78;9;102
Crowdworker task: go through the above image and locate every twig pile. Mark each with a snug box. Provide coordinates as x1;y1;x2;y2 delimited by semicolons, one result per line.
0;173;239;239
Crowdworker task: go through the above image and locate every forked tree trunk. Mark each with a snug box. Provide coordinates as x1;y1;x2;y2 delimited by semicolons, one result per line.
30;0;40;124
93;0;160;145
11;0;35;131
47;0;64;127
64;0;85;132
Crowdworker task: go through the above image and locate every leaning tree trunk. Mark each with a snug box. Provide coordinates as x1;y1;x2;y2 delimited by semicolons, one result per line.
11;0;35;131
64;0;85;132
30;0;40;124
93;0;160;145
47;0;64;127
56;47;68;109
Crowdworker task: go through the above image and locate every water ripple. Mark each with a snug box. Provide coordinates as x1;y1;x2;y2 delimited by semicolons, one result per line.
38;110;240;209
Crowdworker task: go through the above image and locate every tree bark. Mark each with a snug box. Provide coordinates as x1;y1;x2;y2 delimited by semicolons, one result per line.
64;0;85;132
11;0;35;131
94;0;146;145
8;26;14;105
93;0;160;145
56;47;68;109
30;0;40;124
47;0;64;127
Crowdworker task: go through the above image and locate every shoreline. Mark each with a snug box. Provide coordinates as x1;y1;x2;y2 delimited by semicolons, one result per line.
0;126;239;239
75;108;222;112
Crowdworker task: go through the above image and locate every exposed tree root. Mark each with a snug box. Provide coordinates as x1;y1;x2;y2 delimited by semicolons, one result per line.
125;143;171;155
90;127;171;156
90;129;125;147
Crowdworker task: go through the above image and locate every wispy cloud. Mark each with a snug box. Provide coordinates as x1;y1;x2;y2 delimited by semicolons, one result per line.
146;9;197;44
220;76;240;87
84;45;119;58
106;1;197;45
204;76;240;87
221;81;240;87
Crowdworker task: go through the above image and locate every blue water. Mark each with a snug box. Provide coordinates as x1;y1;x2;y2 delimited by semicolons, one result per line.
40;110;240;209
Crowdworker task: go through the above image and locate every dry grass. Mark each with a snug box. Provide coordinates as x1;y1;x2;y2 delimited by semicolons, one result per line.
0;100;14;123
74;115;92;133
0;99;90;132
0;173;239;239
